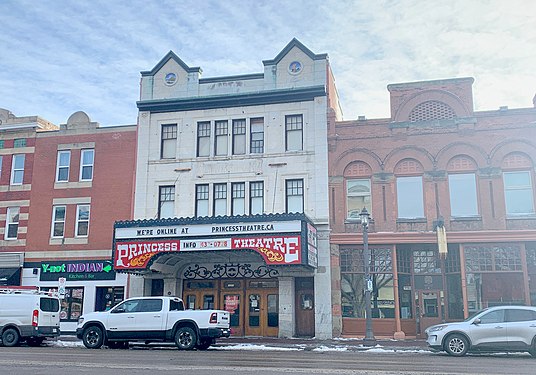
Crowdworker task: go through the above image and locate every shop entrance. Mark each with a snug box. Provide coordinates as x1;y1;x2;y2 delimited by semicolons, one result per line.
416;290;443;338
295;277;315;337
183;278;279;337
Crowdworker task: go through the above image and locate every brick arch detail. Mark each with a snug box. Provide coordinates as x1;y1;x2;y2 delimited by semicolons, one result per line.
383;146;435;173
393;89;471;122
502;152;533;169
331;148;383;177
394;158;424;175
489;139;536;168
447;155;478;172
435;142;489;170
343;161;372;177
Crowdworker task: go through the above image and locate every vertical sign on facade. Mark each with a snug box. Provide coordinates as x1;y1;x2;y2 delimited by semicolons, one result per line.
58;277;66;299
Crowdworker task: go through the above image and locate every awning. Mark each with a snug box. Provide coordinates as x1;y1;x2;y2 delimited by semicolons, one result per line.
0;268;21;286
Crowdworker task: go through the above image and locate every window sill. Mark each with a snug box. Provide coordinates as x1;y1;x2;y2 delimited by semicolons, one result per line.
506;214;536;220
396;218;427;224
450;215;482;221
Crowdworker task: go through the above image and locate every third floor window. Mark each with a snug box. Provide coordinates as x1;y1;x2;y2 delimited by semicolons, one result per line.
161;124;177;159
80;149;94;181
56;150;71;182
10;154;25;185
285;114;303;151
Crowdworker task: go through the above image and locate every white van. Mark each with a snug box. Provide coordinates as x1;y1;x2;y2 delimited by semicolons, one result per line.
0;290;61;346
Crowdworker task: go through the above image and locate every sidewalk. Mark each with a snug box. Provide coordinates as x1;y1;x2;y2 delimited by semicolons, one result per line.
58;334;430;352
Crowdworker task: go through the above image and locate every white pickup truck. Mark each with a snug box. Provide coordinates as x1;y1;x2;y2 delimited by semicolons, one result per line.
76;296;230;350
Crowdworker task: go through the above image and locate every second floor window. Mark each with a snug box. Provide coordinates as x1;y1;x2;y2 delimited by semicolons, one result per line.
250;181;264;215
51;206;66;238
346;179;371;219
5;207;20;240
286;179;304;213
215;121;229;156
10;154;25;185
161;124;177;159
195;184;209;217
285;114;303;151
80;149;94;181
159;186;175;219
449;173;478;217
213;183;227;216
231;182;245;215
197;122;211;157
56;151;71;182
504;171;535;215
76;205;90;237
397;176;424;218
250;118;264;154
232;119;246;155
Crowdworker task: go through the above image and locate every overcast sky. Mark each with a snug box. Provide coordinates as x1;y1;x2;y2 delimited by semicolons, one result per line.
1;0;535;126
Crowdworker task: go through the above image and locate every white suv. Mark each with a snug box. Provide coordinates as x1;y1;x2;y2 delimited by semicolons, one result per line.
0;291;61;346
425;305;536;356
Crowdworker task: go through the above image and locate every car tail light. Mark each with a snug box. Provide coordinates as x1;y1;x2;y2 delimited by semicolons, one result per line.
32;309;39;327
209;312;218;324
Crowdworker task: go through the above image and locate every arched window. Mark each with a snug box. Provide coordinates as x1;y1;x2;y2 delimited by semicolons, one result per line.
502;153;534;215
409;101;456;122
395;159;424;219
447;155;479;217
344;161;372;219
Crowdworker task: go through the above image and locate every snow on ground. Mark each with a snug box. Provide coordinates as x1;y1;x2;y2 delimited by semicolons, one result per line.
214;343;301;351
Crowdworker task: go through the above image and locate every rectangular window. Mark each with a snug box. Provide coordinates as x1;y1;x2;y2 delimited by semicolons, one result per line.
397;176;424;218
285;114;303;151
250;181;264;215
346;179;371;218
0;155;3;178
232;119;246;155
195;184;209;217
10;154;25;185
5;207;20;240
286;179;304;213
62;287;84;321
215;120;228;156
160;124;177;159
14;138;26;148
449;173;478;217
56;150;71;182
213;183;227;216
197;122;210;157
504;171;535;215
79;149;94;181
158;186;175;219
231;182;245;216
76;204;90;237
51;206;66;238
250;118;264;154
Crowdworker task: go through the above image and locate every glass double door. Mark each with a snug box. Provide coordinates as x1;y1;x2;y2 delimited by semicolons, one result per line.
183;279;279;337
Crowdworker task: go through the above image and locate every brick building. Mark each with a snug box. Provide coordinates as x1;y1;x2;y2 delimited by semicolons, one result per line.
329;78;536;338
1;108;136;332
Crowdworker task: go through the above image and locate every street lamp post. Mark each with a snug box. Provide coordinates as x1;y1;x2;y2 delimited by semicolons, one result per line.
359;207;376;346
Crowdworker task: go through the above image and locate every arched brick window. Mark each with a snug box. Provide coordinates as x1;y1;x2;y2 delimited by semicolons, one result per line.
409;101;456;122
502;153;534;215
344;162;372;219
447;155;479;217
395;159;424;218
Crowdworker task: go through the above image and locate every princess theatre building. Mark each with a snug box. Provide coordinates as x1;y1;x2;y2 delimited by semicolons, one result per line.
113;39;342;339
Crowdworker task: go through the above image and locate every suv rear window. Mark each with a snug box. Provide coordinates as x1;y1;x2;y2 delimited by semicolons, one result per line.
40;297;60;312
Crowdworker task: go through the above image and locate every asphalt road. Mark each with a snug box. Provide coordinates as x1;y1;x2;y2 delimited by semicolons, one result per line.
0;345;534;374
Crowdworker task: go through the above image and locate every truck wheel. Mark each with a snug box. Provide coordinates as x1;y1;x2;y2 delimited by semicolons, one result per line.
2;328;20;347
196;338;213;350
82;326;104;349
175;327;197;350
27;338;44;347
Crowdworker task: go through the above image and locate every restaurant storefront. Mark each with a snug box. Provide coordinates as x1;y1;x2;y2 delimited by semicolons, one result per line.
113;213;319;338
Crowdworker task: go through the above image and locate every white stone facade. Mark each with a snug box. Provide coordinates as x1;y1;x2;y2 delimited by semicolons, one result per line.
132;39;338;339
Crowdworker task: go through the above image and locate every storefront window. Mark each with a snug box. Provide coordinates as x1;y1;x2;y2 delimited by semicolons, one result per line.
340;247;394;319
95;286;124;311
60;287;84;321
